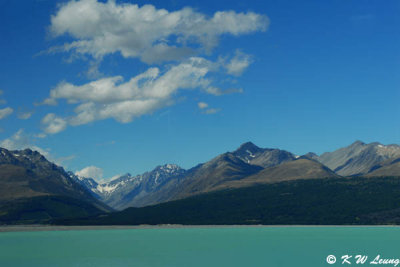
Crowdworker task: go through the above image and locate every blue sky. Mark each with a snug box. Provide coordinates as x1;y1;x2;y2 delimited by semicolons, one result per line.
0;0;399;180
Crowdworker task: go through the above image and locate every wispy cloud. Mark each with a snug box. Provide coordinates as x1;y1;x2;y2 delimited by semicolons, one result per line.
17;111;33;120
0;107;13;119
203;108;220;115
224;50;254;76
204;86;243;96
96;140;116;147
197;101;220;114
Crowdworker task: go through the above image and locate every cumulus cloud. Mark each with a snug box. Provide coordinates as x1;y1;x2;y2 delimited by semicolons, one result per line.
49;0;269;63
41;113;68;134
75;166;103;180
39;1;268;133
0;107;13;119
42;57;220;133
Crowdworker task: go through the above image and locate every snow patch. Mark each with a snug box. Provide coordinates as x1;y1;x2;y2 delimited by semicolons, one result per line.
246;150;256;158
96;183;119;194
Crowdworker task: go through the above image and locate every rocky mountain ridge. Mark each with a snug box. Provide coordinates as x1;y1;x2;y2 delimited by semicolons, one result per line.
2;140;399;213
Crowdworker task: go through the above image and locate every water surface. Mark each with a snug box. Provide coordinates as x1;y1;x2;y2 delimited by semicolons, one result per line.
1;226;399;266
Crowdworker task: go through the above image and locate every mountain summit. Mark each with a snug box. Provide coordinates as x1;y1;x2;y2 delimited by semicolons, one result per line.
233;142;296;168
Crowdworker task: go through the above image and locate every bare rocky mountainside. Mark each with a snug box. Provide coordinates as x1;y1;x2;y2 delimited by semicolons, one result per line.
0;148;112;224
316;141;400;176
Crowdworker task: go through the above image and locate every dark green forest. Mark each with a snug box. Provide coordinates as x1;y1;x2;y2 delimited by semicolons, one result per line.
57;177;400;225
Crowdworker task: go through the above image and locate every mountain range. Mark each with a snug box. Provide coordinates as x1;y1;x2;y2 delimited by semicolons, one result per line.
1;140;400;224
73;140;400;210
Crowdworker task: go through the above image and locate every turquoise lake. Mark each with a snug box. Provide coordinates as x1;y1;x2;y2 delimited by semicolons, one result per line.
1;226;400;267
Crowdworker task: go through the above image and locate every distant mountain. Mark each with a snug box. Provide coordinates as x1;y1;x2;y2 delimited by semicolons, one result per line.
318;141;400;176
232;142;296;168
73;164;186;210
0;148;112;224
74;142;354;210
74;140;400;211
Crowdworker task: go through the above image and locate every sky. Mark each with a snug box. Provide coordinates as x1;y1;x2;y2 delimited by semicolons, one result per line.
0;0;399;181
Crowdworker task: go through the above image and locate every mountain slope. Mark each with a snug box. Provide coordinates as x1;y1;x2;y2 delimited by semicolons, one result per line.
213;158;339;190
366;157;400;177
318;141;400;176
170;152;263;199
0;147;111;224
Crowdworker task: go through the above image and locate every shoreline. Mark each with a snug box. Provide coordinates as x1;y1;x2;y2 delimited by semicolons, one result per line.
0;224;398;232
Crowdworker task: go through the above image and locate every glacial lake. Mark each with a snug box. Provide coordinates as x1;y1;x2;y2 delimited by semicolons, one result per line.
1;226;400;267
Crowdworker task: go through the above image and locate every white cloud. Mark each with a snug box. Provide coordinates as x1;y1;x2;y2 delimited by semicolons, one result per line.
41;113;68;134
197;102;220;114
41;1;267;134
75;166;103;180
0;129;75;166
17;111;33;120
109;174;122;181
224;50;253;76
204;86;243;96
49;0;269;63
0;107;13;119
198;102;208;109
42;57;218;133
0;129;51;159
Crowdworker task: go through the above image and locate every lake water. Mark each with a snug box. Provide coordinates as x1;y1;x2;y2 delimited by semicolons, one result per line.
1;226;400;267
